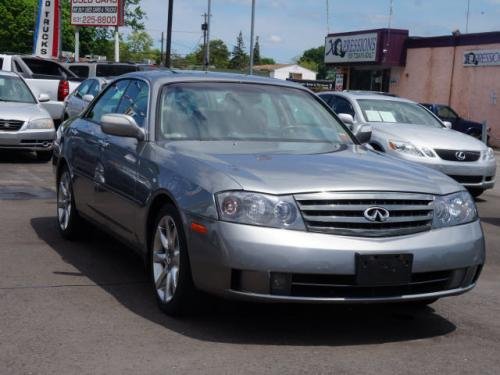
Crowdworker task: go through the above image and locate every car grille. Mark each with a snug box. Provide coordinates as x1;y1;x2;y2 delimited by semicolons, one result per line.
448;175;483;184
294;192;434;237
434;149;480;162
289;269;460;298
0;119;24;131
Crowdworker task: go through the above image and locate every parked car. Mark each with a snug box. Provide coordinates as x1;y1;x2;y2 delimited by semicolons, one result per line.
54;71;484;316
63;77;108;119
66;62;141;79
318;91;496;197
0;54;81;127
0;71;55;161
420;103;489;142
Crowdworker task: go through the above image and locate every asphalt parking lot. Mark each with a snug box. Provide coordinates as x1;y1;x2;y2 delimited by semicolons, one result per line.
0;151;499;375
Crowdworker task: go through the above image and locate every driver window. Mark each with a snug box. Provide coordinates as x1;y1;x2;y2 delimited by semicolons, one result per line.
437;106;458;120
74;80;92;99
331;96;355;119
86;80;130;123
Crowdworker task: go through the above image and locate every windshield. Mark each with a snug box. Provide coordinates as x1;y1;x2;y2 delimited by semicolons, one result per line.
158;82;353;144
0;76;36;104
357;99;443;128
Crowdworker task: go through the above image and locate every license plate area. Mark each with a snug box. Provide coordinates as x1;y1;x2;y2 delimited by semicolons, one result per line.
356;254;413;286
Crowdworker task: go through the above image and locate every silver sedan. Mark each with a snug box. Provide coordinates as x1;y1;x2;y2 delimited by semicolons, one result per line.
0;71;55;161
319;91;496;197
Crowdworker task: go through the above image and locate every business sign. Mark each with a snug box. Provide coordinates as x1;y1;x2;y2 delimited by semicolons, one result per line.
33;0;60;58
335;73;344;91
325;32;378;63
464;49;500;67
70;0;124;27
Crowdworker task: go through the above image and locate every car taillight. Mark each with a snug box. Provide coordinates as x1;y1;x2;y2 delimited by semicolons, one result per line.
58;80;69;101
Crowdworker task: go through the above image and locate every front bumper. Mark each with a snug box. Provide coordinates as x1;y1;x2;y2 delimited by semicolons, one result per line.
391;152;496;190
0;129;55;151
187;218;485;303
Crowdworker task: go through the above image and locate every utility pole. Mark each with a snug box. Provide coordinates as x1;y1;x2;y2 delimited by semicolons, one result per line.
160;32;164;66
114;26;120;62
205;0;212;69
249;0;256;75
466;0;471;33
202;13;208;70
75;27;80;62
166;0;174;68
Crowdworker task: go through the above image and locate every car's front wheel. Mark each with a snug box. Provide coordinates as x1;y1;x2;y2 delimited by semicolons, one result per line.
57;167;82;239
150;204;196;316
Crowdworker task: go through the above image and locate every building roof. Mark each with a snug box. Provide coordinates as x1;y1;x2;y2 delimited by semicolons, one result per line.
407;31;500;48
253;64;293;71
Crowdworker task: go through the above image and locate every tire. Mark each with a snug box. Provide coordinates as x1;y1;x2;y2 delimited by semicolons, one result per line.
468;188;485;198
149;204;197;316
56;167;83;240
36;150;53;162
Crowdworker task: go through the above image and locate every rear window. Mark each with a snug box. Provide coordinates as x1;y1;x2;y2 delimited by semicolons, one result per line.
68;65;90;78
96;64;138;77
22;58;76;78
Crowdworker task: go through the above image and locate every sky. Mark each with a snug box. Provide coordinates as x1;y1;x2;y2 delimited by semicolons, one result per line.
139;0;500;63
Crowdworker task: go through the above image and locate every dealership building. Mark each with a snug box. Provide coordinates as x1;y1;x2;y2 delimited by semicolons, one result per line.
324;29;500;146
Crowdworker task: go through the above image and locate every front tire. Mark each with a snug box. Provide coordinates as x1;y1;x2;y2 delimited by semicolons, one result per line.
57;167;82;240
149;204;196;316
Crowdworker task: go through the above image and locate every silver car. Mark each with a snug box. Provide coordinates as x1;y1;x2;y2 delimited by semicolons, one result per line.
319;91;496;197
54;72;484;316
0;71;55;161
63;77;108;119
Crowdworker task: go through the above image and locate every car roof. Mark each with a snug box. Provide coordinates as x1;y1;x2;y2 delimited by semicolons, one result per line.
320;90;415;103
114;69;308;89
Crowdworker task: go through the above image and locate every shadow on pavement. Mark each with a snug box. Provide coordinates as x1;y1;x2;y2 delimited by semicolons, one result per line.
0;150;48;164
481;217;500;227
31;216;456;346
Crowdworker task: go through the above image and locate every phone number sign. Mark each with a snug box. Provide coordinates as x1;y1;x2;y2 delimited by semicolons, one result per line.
71;0;124;27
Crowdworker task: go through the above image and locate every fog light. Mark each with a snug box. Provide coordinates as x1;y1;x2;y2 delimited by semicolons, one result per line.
270;272;291;295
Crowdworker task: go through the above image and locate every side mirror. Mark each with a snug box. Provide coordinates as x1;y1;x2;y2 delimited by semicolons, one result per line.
355;124;372;144
82;94;94;103
38;93;50;103
338;113;354;128
443;121;452;129
101;114;145;141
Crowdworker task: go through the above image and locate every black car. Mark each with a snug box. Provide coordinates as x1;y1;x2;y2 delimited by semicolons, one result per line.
421;103;489;142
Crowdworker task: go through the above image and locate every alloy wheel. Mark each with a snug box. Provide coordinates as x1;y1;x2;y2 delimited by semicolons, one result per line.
57;172;72;231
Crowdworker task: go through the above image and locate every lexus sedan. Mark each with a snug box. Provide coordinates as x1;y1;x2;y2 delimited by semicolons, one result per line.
54;71;484;316
0;71;55;161
318;91;496;197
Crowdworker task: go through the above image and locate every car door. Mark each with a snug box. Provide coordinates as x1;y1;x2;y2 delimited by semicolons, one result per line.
69;79;129;221
66;79;93;117
93;79;149;243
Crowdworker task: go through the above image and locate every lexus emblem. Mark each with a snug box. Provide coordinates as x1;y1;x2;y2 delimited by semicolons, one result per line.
363;207;390;222
455;151;466;161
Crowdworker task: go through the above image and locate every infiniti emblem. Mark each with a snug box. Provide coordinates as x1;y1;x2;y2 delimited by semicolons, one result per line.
363;207;390;222
455;151;466;161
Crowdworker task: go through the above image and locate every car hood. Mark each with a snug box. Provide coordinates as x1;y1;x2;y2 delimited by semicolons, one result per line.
0;101;49;120
372;123;486;150
162;141;461;195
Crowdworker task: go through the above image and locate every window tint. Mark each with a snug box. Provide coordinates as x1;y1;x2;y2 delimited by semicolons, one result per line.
115;80;148;127
87;80;101;97
74;80;93;98
437;106;458;120
86;80;130;122
96;64;138;77
22;58;75;77
69;65;90;78
330;96;355;117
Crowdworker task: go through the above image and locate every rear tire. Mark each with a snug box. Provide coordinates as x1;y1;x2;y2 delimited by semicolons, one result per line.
56;167;83;240
36;150;53;162
149;204;197;317
468;188;485;198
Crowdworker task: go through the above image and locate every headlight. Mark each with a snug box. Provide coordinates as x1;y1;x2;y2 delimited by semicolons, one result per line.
216;191;305;230
25;118;54;130
388;140;424;157
483;147;495;160
432;191;477;229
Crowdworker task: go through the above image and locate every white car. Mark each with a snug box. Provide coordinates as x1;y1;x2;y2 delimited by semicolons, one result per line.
319;91;496;197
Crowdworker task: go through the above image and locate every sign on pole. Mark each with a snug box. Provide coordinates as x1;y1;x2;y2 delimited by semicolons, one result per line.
70;0;125;27
33;0;61;59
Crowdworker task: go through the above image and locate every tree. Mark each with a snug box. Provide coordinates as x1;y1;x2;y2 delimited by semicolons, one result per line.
0;0;38;53
259;57;276;65
253;36;261;65
185;39;230;68
297;46;328;79
229;31;249;70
